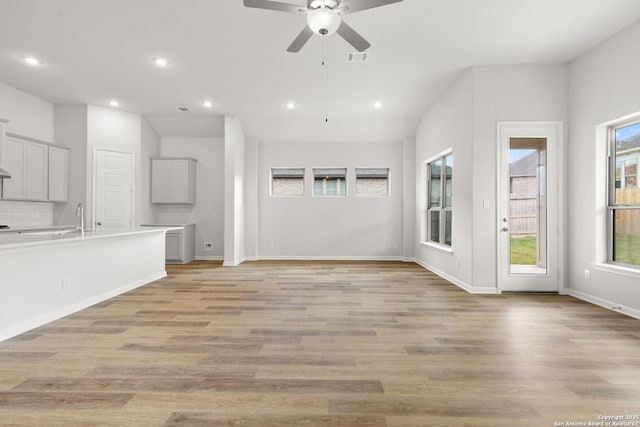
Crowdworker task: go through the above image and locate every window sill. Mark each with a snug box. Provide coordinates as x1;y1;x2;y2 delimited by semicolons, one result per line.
420;241;453;254
592;262;640;279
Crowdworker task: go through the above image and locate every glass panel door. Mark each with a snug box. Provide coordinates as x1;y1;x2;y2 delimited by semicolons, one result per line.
508;138;547;275
498;122;560;293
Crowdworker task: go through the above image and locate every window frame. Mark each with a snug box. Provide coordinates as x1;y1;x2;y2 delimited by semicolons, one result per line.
607;118;640;268
312;167;347;197
355;167;390;197
423;149;453;250
270;167;305;197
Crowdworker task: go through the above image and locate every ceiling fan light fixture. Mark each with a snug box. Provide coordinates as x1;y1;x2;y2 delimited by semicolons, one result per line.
307;8;341;36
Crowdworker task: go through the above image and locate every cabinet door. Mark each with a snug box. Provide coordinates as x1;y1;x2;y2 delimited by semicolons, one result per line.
25;142;48;201
0;121;5;167
165;232;183;261
1;137;25;199
151;159;196;204
48;146;69;202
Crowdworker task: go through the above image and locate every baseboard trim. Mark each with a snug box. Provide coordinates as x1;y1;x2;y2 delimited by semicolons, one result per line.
257;256;406;261
413;258;499;294
195;255;224;261
0;271;167;342
566;289;640;320
223;258;246;267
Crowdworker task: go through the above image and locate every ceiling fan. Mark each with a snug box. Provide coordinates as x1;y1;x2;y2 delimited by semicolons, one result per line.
243;0;403;52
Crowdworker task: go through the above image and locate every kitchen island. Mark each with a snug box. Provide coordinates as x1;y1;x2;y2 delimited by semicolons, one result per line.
0;226;179;341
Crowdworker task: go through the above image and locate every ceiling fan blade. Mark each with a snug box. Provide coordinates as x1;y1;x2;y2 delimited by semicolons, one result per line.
336;21;371;52
341;0;403;14
243;0;303;13
287;25;314;52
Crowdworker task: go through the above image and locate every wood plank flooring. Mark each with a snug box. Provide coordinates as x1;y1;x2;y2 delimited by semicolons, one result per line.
0;260;639;426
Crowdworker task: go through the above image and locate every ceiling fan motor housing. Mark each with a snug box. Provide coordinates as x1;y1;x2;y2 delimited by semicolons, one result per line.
308;0;340;10
307;7;342;35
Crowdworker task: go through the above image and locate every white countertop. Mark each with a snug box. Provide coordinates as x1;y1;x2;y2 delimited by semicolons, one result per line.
0;225;181;251
140;223;194;227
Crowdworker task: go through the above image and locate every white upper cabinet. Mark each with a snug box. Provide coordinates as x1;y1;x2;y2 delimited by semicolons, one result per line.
1;136;26;199
151;157;197;204
0;118;7;167
24;141;48;201
0;133;69;202
48;146;69;202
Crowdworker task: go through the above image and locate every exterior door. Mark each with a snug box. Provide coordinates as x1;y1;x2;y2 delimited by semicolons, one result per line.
498;122;561;292
95;149;133;228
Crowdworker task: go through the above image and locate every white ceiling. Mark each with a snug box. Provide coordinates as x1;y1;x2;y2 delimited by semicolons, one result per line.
1;0;640;142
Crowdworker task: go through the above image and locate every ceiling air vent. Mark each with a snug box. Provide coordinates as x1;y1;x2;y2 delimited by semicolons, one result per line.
176;106;191;112
346;51;369;63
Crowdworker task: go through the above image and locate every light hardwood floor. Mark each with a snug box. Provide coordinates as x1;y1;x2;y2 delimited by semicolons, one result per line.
0;260;639;426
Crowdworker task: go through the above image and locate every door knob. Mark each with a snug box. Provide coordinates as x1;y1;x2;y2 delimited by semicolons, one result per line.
96;222;102;226
502;227;509;232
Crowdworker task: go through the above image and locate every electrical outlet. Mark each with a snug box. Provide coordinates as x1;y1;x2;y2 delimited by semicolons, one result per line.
584;269;591;280
204;242;213;251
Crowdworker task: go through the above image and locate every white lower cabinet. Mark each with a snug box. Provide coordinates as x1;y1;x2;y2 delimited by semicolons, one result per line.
142;224;195;264
166;224;196;264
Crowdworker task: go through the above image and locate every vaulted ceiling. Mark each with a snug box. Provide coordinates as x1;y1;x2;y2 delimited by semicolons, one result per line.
2;0;640;142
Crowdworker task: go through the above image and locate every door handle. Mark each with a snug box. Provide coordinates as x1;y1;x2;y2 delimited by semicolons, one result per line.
96;222;102;226
502;227;509;232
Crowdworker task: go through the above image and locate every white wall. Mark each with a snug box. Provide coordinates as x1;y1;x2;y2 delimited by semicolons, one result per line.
86;105;141;226
471;65;568;291
224;115;245;266
258;140;405;259
415;71;474;286
568;20;640;318
139;117;159;225
402;137;416;260
158;137;225;259
244;137;259;260
414;65;568;292
53;104;88;226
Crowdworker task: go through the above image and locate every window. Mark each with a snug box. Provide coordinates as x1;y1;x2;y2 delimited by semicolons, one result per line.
426;152;453;247
608;120;640;267
355;168;389;196
313;168;346;196
271;168;304;197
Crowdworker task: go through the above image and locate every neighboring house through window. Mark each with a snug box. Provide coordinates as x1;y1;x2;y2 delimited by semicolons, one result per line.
609;119;640;267
313;168;347;196
425;151;453;247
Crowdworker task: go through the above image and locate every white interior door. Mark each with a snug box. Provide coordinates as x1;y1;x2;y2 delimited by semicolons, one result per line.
498;122;561;292
95;149;133;228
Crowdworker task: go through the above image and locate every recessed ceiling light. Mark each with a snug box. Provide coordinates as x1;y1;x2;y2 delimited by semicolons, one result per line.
154;57;169;67
286;102;296;110
109;100;119;107
374;101;382;109
203;100;213;108
24;56;40;66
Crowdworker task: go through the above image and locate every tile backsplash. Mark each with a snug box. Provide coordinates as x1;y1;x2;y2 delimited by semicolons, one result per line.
156;205;196;224
0;201;54;227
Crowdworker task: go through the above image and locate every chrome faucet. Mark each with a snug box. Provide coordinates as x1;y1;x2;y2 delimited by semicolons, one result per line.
76;203;85;233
